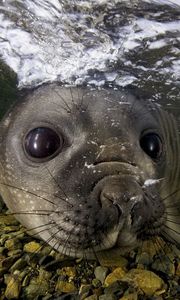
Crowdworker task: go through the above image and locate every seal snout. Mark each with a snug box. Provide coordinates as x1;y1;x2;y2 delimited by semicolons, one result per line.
91;171;145;230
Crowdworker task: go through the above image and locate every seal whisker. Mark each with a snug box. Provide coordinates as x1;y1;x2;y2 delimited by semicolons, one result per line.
50;101;72;114
45;167;73;206
1;180;74;208
25;224;58;240
161;230;180;249
0;182;57;206
61;230;73;257
54;89;72;113
69;87;75;106
69;86;85;111
24;223;57;236
7;211;52;216
78;87;88;111
163;224;179;236
165;213;180;217
24;228;64;265
165;218;180;225
90;245;99;262
151;235;162;255
43;228;65;253
151;236;175;274
164;202;180;209
0;220;55;238
161;188;180;202
153;236;171;260
81;251;97;281
77;87;81;108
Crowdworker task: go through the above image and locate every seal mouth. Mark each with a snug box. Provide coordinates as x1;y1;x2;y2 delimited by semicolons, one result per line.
92;161;142;179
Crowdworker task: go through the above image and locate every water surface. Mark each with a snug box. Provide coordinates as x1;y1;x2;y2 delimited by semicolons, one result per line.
0;0;180;114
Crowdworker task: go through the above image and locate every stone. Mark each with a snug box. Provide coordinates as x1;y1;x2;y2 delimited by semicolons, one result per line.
119;292;138;300
122;269;166;296
97;249;128;267
55;280;77;293
84;295;98;300
4;275;21;299
10;257;27;272
94;266;109;284
23;241;42;253
57;266;77;278
99;294;116;300
104;267;126;287
5;238;22;251
79;284;92;300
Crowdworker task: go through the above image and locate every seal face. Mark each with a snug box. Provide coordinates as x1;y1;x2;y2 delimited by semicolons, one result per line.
0;85;179;258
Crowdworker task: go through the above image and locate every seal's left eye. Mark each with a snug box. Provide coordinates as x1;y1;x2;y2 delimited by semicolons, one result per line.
24;127;63;160
140;133;163;160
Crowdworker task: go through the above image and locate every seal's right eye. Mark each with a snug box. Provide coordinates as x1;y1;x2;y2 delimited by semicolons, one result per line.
24;127;63;161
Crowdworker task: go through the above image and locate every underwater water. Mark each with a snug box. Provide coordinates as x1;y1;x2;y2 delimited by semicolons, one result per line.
0;0;179;113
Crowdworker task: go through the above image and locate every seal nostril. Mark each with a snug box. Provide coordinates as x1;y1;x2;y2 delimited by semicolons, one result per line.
130;201;144;227
100;191;123;217
114;203;123;217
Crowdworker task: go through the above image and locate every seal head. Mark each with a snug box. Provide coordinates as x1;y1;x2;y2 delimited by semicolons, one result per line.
0;85;179;258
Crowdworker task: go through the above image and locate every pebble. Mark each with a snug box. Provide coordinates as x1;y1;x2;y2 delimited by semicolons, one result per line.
0;214;19;226
0;210;179;299
97;249;128;267
79;284;92;299
4;274;21;299
5;238;22;250
94;266;109;284
176;261;180;276
92;278;101;288
23;241;42;253
119;292;138;300
10;257;27;272
122;269;166;296
24;269;51;299
84;295;98;300
104;267;127;287
152;254;175;275
136;251;153;266
0;255;21;269
57;266;77;278
55;280;77;293
99;295;116;300
104;281;128;297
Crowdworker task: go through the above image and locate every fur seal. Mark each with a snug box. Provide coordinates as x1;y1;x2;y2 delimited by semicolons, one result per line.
0;84;179;258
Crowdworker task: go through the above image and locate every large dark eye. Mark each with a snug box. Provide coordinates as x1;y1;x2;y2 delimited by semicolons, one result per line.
24;127;63;160
140;133;163;160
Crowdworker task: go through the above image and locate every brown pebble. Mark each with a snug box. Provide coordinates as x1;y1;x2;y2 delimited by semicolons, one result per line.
104;267;126;287
122;269;166;296
5;275;21;299
55;280;77;293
